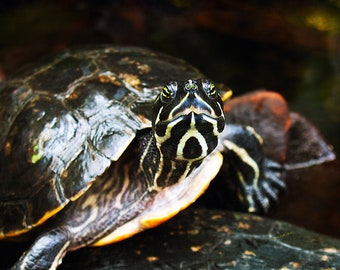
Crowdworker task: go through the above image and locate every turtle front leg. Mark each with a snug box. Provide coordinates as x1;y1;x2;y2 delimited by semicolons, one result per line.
217;124;286;213
12;228;70;270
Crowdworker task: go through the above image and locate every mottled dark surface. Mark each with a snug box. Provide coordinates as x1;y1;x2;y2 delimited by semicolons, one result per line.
1;209;339;269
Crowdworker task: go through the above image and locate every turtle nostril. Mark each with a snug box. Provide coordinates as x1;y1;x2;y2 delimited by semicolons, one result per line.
184;80;198;93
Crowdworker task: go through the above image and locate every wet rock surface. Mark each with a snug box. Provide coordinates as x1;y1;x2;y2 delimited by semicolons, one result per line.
2;208;339;269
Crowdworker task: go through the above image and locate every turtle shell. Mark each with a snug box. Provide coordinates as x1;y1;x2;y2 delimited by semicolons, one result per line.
0;46;203;237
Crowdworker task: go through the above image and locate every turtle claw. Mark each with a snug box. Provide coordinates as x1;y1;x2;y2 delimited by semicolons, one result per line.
262;181;279;202
264;159;286;189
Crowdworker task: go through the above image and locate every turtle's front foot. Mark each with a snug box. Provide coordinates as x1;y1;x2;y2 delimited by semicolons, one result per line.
217;124;286;213
247;158;286;213
12;228;70;270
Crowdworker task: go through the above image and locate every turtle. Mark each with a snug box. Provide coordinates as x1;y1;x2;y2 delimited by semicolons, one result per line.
0;46;334;270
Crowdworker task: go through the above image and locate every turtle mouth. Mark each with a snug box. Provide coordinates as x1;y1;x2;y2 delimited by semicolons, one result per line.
171;105;214;120
169;93;220;120
166;111;221;127
155;99;225;139
155;110;225;143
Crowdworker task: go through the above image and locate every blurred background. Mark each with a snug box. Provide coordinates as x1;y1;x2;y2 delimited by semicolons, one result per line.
0;0;339;238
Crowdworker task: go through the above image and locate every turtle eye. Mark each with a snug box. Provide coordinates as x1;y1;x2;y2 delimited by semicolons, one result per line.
205;83;217;99
161;84;176;102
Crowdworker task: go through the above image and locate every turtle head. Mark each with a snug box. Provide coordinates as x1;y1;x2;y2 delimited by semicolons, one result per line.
153;79;225;161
